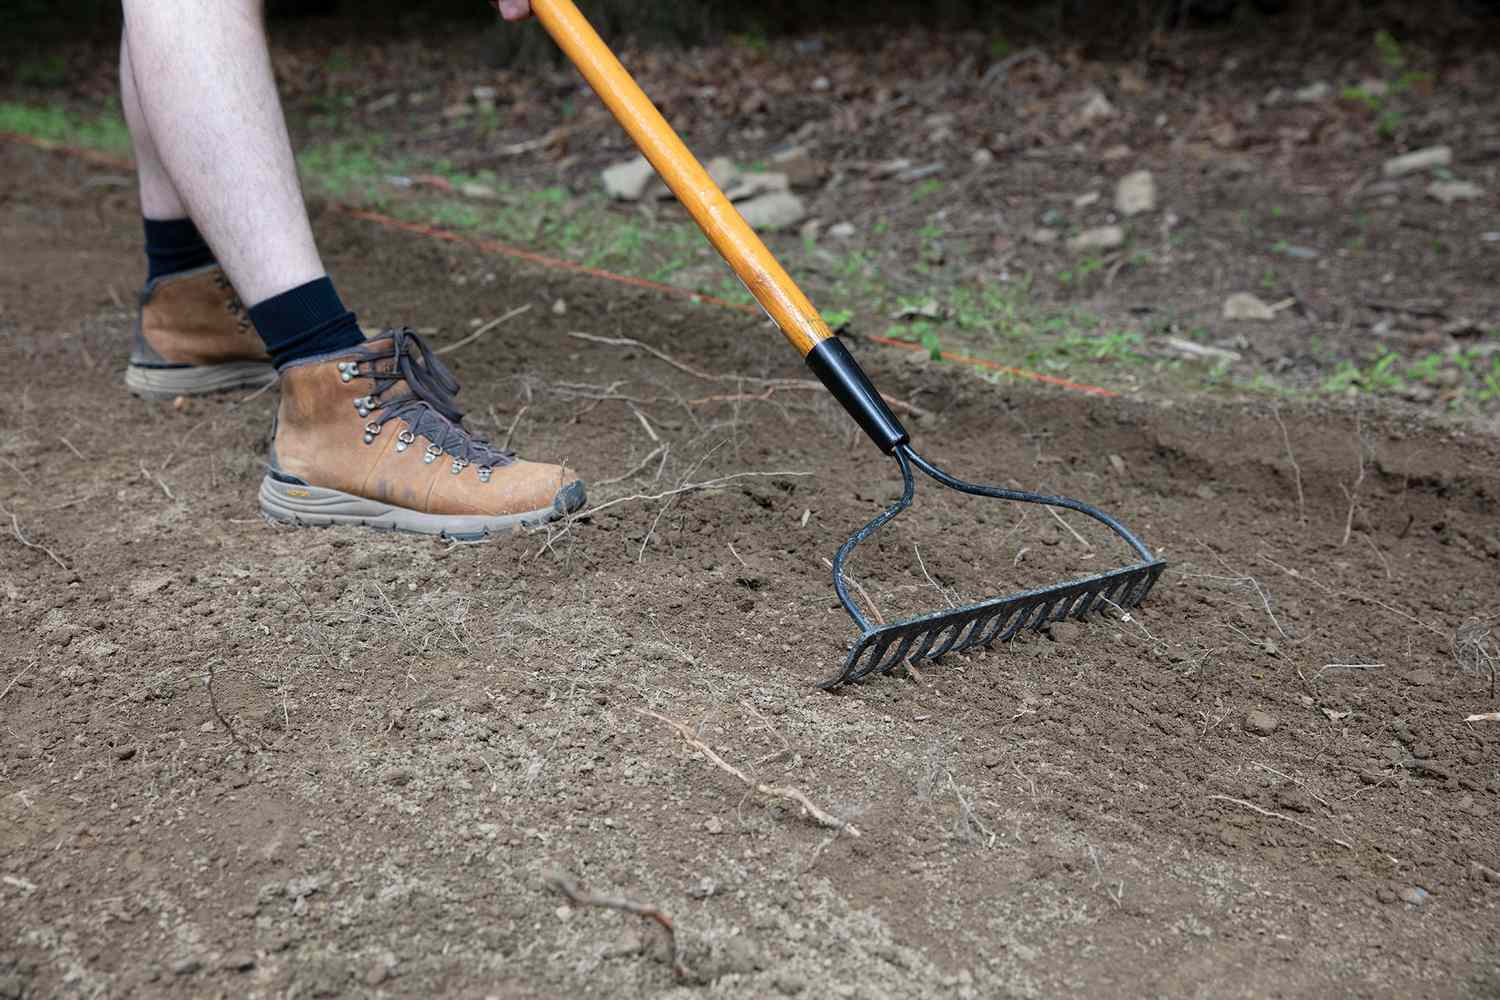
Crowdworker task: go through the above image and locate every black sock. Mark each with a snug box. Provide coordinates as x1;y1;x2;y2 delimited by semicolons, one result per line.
247;277;366;369
143;217;217;282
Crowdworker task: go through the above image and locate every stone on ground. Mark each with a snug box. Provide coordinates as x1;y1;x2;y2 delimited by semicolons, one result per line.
1067;225;1124;252
1244;709;1279;736
1382;146;1452;178
601;156;658;200
1115;170;1157;216
1223;292;1276;321
737;191;807;231
1427;180;1483;205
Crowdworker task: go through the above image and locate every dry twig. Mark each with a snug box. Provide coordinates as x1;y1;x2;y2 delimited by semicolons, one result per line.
639;709;860;837
566;330;930;418
0;500;67;570
543;868;690;979
1271;406;1306;526
1208;793;1352;850
434;304;531;355
1340;413;1367;546
205;659;264;754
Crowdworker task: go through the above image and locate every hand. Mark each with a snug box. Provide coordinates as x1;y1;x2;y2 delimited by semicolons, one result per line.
491;0;532;20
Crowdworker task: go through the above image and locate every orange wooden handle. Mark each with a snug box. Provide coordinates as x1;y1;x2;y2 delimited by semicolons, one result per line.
533;0;832;357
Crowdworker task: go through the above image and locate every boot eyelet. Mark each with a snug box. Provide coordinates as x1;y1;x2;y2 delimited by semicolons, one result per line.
477;466;492;484
450;457;470;476
338;361;360;382
362;421;381;445
395;430;416;453
423;444;442;465
353;395;374;417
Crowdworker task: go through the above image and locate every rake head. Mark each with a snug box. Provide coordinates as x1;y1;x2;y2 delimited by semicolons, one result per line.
821;444;1167;689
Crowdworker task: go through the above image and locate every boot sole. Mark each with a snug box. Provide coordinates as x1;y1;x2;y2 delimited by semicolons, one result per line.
126;361;276;400
258;476;587;540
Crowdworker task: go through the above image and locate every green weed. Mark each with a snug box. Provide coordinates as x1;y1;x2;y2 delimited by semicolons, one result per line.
0;101;131;156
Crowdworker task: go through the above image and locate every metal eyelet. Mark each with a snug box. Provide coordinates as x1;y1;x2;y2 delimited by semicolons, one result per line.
394;429;416;453
477;466;492;484
337;361;360;382
450;457;470;476
423;444;442;465
362;421;381;445
353;395;375;417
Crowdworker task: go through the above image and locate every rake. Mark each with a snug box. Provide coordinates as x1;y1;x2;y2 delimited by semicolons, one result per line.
534;0;1168;688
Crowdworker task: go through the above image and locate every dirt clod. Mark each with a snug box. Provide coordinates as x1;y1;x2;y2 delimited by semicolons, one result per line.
1244;709;1280;736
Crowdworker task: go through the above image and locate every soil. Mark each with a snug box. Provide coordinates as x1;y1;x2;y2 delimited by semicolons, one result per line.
3;134;1500;1000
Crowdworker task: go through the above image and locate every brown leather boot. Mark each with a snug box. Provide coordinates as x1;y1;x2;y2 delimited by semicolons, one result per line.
259;329;585;538
126;264;275;399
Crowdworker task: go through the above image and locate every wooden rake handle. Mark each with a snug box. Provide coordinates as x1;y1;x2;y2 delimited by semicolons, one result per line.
533;0;908;452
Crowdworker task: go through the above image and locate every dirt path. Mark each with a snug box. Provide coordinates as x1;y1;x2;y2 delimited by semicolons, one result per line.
2;140;1498;999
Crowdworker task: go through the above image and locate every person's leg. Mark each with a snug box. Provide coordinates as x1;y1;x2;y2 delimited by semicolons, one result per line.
120;30;185;223
121;0;323;306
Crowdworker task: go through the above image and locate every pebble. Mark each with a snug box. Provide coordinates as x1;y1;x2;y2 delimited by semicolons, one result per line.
1028;228;1060;245
736;191;807;231
971;148;994;167
1223;292;1276;321
1293;80;1331;102
1244;709;1279;736
1382;146;1452;178
704;816;725;835
601;156;658;200
1375;885;1397;904
1398;886;1429;906
773;970;809;995
381;766;416;787
1472;862;1500;884
1427;180;1482;205
1067;225;1125;252
1404;668;1437;686
1107;453;1127;475
170;957;202;976
459;182;497;200
219;953;255;973
115;746;136;761
1115;170;1157;216
828;221;857;239
364;962;391;987
198;721;215;733
1047;621;1082;644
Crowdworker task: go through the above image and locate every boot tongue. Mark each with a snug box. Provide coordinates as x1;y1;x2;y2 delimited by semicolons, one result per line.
368;329;464;424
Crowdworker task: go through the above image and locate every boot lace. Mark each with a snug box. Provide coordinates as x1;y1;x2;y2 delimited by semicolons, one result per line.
351;328;516;472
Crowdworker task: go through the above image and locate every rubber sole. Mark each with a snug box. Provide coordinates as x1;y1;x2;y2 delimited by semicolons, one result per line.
126;361;276;400
258;475;587;540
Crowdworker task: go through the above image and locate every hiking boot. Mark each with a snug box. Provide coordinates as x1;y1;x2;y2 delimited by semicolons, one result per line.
126;264;276;399
259;328;586;538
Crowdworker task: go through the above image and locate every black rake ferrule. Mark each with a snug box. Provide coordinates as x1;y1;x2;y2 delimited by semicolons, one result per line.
804;336;909;454
822;443;1167;689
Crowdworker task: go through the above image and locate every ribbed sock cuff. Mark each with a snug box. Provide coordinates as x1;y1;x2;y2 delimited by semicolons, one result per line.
247;276;365;369
143;217;216;281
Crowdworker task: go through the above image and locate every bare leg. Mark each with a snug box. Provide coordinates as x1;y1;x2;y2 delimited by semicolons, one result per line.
120;31;186;220
121;0;324;305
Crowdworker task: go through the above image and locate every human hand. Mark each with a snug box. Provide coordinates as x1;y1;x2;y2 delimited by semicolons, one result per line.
490;0;532;21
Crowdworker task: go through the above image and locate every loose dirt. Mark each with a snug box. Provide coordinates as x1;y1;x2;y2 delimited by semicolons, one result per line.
2;140;1498;999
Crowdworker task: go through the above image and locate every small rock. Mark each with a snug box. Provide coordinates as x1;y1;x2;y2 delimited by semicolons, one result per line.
1411;742;1434;760
828;221;857;239
1101;144;1133;161
1115;170;1157;216
551;299;567;315
471;85;498;107
773;969;809;995
381;766;415;787
1107;453;1127;476
1223;292;1277;321
1427;180;1482;205
459;182;497;200
736;191;807;232
1472;861;1500;884
219;953;255;973
1382;146;1452;178
171;957;202;976
364;962;391;987
115;746;136;761
1028;228;1060;245
1195;483;1219;500
1073;90;1116;129
198;721;215;733
971;148;994;167
1067;225;1125;252
703;816;725;836
1375;885;1398;904
1404;668;1437;686
1398;886;1429;906
555;904;574;921
980;751;1005;769
1073;190;1101;209
1244;709;1279;736
1293;81;1331;103
723;172;790;202
601;156;658;201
